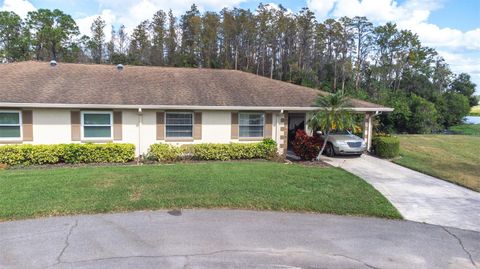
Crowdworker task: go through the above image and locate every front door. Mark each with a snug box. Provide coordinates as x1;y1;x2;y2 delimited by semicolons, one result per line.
288;113;306;150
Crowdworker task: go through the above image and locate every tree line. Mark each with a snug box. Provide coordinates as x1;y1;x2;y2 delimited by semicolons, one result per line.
0;4;477;133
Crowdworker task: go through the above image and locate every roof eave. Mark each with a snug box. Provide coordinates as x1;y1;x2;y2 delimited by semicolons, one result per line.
0;102;394;112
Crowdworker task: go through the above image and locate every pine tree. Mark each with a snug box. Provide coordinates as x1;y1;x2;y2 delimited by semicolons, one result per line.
89;16;106;63
165;10;177;66
151;10;166;66
180;4;201;67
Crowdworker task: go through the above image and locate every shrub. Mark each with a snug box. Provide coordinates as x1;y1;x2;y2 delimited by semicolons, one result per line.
193;139;277;161
291;130;324;160
62;143;135;164
22;144;66;165
435;92;470;128
0;145;27;166
257;138;277;158
0;143;135;166
147;139;277;162
373;136;400;158
407;94;439;133
147;143;185;162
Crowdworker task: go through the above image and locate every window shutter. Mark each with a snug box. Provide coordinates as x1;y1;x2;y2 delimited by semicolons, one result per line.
265;113;272;138
231;112;238;139
22;110;33;141
194;112;202;140
113;111;122;140
156;112;165;140
71;111;81;141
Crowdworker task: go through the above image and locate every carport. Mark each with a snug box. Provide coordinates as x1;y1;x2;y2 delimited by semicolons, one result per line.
281;107;393;155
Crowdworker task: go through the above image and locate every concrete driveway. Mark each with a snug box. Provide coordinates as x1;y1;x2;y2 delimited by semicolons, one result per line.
1;210;479;269
324;154;480;232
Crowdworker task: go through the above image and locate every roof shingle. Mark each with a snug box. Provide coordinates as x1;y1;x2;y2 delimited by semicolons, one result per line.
0;61;388;110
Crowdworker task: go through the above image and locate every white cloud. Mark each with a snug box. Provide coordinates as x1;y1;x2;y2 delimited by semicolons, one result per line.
76;9;116;40
0;0;36;18
307;0;480;50
306;0;336;19
438;50;480;88
91;0;248;32
307;0;480;91
64;0;247;40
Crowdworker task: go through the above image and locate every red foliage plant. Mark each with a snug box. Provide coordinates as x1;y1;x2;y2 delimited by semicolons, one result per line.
291;129;324;160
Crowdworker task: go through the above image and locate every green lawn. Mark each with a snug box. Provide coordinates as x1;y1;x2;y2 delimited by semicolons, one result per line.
0;162;401;221
469;105;480;116
395;135;480;191
450;124;480;136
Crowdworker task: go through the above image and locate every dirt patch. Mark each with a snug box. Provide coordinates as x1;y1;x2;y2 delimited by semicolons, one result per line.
129;188;143;201
5;159;281;170
94;179;114;189
289;160;332;168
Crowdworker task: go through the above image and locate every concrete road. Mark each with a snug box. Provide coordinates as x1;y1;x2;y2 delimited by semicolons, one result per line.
1;210;479;269
324;154;480;232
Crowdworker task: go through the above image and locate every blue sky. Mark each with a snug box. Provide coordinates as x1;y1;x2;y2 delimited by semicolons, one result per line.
1;0;479;93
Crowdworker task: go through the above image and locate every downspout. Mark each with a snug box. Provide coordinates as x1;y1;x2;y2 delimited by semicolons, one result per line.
137;108;143;165
366;111;382;152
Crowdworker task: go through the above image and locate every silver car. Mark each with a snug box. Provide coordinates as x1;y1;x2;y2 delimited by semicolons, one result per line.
320;130;366;157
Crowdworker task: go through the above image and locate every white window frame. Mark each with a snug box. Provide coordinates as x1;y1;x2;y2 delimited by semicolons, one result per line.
80;111;113;140
165;112;194;139
0;110;22;141
239;112;265;139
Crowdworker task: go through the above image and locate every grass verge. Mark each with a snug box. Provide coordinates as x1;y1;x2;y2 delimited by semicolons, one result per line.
0;162;401;221
395;135;480;191
450;124;480;136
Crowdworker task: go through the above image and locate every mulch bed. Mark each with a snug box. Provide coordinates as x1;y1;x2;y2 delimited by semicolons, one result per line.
3;159;281;170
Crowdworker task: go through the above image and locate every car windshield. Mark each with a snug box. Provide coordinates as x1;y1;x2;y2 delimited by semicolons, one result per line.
329;130;351;135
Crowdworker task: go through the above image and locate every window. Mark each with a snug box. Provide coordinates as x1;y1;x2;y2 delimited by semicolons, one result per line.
239;113;264;138
0;111;22;139
81;111;112;139
166;112;193;138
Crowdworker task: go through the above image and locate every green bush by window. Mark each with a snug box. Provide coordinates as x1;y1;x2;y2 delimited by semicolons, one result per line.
372;136;400;158
62;143;135;164
147;143;185;162
0;143;135;166
147;139;277;162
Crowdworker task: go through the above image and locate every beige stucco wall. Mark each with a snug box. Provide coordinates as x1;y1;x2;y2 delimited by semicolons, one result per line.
9;108;285;156
31;109;72;144
201;111;232;143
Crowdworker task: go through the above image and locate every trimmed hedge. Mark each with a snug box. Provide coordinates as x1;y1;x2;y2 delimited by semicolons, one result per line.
373;136;400;158
0;143;135;166
147;139;277;162
147;143;186;162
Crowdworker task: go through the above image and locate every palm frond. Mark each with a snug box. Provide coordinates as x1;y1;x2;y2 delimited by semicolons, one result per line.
308;91;355;133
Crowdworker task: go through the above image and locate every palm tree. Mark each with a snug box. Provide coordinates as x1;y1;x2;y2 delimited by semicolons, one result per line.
308;90;355;160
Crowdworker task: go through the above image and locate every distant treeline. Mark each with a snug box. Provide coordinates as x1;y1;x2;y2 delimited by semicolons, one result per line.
0;4;477;133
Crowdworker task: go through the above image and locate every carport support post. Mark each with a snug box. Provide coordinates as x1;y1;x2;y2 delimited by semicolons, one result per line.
363;112;373;152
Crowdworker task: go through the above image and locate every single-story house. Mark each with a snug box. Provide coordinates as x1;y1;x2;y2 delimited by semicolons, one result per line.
0;61;392;156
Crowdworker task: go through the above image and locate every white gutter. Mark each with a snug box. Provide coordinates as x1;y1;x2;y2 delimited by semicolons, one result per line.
137;108;143;164
0;102;394;112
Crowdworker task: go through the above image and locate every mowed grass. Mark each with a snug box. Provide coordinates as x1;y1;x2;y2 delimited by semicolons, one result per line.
450;124;480;136
395;135;480;191
470;105;480;116
0;162;401;221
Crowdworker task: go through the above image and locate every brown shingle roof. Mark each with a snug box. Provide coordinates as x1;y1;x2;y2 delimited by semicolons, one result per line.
0;61;389;110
